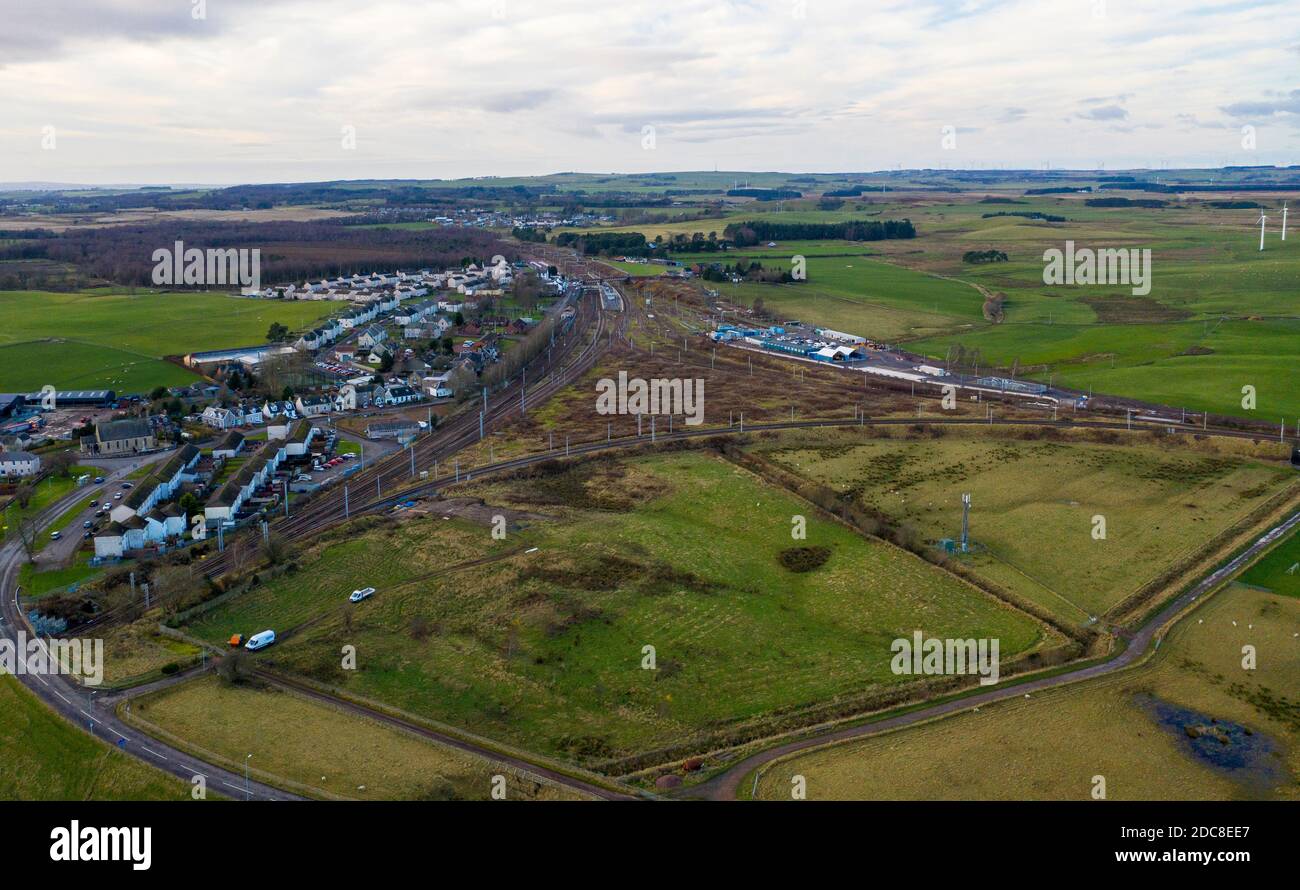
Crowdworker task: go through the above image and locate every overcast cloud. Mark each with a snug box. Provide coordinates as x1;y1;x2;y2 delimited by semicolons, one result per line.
1;0;1297;184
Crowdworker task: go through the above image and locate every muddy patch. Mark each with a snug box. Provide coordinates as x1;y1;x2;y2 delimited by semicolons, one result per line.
1081;294;1191;323
427;497;554;527
1135;693;1288;797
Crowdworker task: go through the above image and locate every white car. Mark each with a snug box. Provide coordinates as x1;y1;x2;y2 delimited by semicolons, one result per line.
349;587;376;603
295;473;313;482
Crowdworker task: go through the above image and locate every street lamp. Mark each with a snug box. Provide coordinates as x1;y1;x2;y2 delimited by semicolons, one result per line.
245;754;253;800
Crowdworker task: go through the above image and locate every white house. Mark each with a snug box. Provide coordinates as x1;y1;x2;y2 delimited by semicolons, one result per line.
357;325;387;348
201;406;242;430
212;430;245;460
0;451;40;478
294;395;333;418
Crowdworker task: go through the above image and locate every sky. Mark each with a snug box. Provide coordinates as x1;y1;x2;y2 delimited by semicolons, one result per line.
1;0;1298;185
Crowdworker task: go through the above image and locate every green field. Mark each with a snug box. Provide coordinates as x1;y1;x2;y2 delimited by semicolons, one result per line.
709;257;983;342
131;675;585;800
19;554;99;598
185;450;1047;770
2;466;100;542
0;289;334;391
0;675;187;799
1240;528;1300;597
751;428;1296;625
754;581;1300;800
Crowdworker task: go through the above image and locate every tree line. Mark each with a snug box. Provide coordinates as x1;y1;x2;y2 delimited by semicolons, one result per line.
0;221;510;290
723;218;915;244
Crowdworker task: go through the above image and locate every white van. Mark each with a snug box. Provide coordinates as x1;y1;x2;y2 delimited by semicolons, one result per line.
245;630;276;651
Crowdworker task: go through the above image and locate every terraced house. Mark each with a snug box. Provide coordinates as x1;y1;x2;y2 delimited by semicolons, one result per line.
94;444;200;558
204;421;318;525
108;444;201;525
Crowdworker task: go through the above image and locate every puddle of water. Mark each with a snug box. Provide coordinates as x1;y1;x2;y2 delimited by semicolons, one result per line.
1134;693;1288;797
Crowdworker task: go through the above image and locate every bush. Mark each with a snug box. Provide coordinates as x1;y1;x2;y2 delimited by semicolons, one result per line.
778;546;832;573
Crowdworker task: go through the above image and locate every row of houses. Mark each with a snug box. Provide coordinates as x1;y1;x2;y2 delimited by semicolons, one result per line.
204;421;319;524
199;378;428;432
94;444;202;558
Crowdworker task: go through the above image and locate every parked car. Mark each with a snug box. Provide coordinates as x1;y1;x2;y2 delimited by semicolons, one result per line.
94;476;105;484
121;482;133;489
49;531;61;540
349;587;376;603
83;531;93;540
82;520;92;529
89;499;98;507
295;473;313;482
113;492;122;500
245;630;276;651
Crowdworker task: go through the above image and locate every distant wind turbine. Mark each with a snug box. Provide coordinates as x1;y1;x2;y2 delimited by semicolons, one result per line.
1283;202;1289;241
1258;211;1268;251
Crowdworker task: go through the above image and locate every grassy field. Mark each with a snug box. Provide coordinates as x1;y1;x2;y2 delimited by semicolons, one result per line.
755;581;1300;800
132;675;586;800
0;289;334;390
1239;528;1300;598
19;554;99;599
0;675;188;799
708;258;982;342
185;450;1048;770
90;621;202;687
2;466;100;542
751;427;1296;625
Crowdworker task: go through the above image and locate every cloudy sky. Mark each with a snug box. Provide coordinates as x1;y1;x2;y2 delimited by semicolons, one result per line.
2;0;1298;185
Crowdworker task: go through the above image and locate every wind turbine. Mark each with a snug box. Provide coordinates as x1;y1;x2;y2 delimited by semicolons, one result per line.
1283;202;1289;241
1258;211;1268;251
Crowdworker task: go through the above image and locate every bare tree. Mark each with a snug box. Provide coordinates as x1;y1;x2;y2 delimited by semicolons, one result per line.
15;516;39;562
46;451;76;478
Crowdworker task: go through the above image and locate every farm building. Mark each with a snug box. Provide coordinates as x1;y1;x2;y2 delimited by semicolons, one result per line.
21;389;116;408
